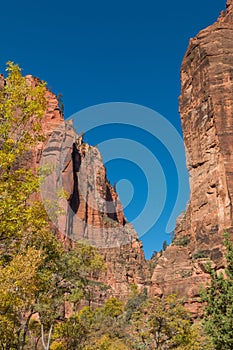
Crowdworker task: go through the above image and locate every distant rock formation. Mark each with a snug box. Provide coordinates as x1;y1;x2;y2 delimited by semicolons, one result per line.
151;0;233;314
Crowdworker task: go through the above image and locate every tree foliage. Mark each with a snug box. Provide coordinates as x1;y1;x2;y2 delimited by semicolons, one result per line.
201;233;233;350
0;61;48;349
0;62;46;251
125;292;210;350
50;299;126;350
0;62;106;350
50;291;210;350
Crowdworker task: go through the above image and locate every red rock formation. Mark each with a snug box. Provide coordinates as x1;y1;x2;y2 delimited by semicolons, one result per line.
4;2;233;310
151;0;233;314
40;121;139;248
35;83;150;301
0;71;149;301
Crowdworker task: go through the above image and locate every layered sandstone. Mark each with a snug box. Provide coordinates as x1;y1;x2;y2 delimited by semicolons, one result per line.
151;1;233;313
40;122;138;247
34;83;150;301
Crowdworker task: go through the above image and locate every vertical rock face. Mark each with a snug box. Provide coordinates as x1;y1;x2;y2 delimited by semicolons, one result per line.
180;3;233;238
40;122;138;248
36;88;150;300
151;1;233;313
3;74;150;302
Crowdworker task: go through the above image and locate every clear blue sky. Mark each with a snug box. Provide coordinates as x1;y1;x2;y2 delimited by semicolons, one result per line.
0;0;226;258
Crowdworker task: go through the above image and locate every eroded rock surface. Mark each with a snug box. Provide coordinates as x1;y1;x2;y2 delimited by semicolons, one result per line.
151;1;233;314
37;92;150;301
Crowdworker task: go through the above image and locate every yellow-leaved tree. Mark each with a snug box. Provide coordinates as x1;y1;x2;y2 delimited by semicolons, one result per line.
0;62;106;350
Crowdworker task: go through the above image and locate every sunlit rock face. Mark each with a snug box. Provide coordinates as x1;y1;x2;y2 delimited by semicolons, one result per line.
41;121;151;297
151;1;233;315
25;77;151;303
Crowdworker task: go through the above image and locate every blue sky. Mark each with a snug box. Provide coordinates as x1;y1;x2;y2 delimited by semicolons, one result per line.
0;0;226;258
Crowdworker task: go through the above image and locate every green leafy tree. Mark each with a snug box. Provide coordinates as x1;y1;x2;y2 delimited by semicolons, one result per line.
148;295;191;349
0;247;44;349
51;313;89;350
84;335;130;350
84;298;125;347
125;287;148;322
51;298;125;350
102;297;124;318
37;242;105;350
128;294;209;350
201;233;233;350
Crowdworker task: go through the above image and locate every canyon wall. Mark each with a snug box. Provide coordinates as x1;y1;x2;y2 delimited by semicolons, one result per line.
151;0;233;313
31;0;233;310
3;0;232;310
33;84;151;303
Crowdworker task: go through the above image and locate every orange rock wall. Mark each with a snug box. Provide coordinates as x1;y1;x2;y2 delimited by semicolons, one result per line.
151;2;233;314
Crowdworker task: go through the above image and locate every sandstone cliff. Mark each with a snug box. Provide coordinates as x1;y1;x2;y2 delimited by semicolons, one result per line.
151;0;233;313
31;83;151;303
3;0;232;311
24;0;233;309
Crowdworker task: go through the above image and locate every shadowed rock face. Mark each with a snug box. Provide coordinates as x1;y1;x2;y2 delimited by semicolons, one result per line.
151;1;233;314
33;81;151;301
40;121;139;248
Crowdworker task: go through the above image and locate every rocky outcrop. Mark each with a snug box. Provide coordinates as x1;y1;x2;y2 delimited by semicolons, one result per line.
36;86;150;301
40;121;138;247
151;0;233;314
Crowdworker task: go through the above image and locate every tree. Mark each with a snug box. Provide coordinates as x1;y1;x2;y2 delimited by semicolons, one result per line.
37;242;105;350
50;313;89;350
102;297;124;319
201;233;233;350
0;63;106;349
50;297;126;350
128;294;209;350
0;62;46;251
84;335;130;350
148;295;191;349
125;287;148;322
0;61;48;350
